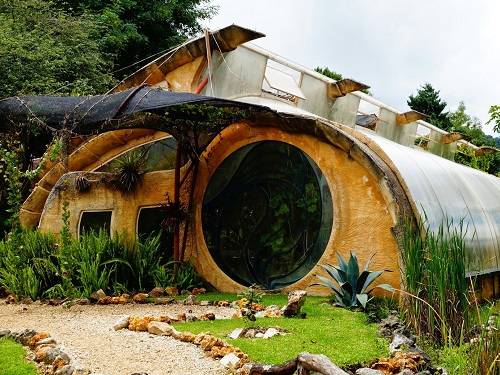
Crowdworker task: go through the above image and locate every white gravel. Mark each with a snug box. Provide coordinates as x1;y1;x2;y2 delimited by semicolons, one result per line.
0;300;236;375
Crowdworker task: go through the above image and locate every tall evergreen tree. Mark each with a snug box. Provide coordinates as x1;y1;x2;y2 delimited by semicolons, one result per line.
407;83;451;130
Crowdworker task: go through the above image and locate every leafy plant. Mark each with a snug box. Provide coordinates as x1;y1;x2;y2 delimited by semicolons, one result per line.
238;284;265;325
110;150;147;193
313;251;392;309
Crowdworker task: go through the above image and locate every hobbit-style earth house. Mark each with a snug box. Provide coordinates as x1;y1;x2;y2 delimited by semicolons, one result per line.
1;25;499;297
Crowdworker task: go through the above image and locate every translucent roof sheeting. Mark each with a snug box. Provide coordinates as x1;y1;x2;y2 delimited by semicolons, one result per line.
358;128;500;275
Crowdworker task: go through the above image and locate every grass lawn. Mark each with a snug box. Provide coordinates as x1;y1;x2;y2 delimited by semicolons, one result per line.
0;338;38;375
173;293;389;366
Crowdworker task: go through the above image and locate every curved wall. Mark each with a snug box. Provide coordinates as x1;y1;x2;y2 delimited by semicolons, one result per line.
188;123;402;294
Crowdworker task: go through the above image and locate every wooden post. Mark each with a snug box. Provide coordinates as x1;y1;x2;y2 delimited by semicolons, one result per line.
173;142;181;264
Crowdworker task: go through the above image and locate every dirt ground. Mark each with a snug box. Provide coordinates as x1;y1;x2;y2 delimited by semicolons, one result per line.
0;300;236;375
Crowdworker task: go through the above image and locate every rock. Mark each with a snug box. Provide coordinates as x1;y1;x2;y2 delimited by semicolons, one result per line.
6;294;17;304
200;300;210;306
73;369;91;375
16;329;37;345
113;316;130;331
165;286;178;296
244;329;256;338
184;294;197;305
263;328;280;339
36;337;57;346
97;296;112;305
356;369;385;375
74;298;90;305
194;333;207;345
202;312;216;321
20;297;33;304
147;321;177;336
28;332;50;348
415;372;431;375
0;329;11;338
396;370;415;375
281;290;307;317
255;332;264;338
149;287;165;297
228;328;244;339
35;346;62;364
217;300;231;307
185;313;199;322
128;316;156;332
53;352;71;369
132;293;149;304
390;333;415;353
90;289;106;302
54;365;74;375
191;287;206;295
220;352;240;368
154;297;173;305
177;331;196;343
200;335;223;351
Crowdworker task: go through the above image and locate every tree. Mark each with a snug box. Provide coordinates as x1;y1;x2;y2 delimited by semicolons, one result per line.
487;105;500;134
449;102;500;176
0;0;115;98
407;83;451;130
53;0;217;76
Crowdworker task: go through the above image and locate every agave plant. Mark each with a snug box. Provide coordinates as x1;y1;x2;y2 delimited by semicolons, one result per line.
313;251;393;309
110;150;147;193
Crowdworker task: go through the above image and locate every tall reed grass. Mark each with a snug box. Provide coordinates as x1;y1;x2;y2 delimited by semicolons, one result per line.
401;219;499;374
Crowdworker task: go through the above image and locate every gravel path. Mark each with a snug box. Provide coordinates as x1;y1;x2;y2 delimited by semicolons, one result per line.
0;300;235;375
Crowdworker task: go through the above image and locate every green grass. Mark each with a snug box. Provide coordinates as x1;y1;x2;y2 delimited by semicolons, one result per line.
0;338;38;375
173;294;389;366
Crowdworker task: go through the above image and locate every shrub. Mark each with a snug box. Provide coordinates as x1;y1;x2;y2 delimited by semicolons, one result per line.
313;251;392;309
0;229;201;298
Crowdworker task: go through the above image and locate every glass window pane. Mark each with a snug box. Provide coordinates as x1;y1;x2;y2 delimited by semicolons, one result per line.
137;207;172;259
79;211;112;236
98;136;184;172
202;141;333;289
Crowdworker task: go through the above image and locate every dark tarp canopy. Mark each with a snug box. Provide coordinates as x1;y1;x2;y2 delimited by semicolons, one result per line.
0;86;265;135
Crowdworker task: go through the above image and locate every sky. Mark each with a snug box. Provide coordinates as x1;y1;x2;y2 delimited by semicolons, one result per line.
205;0;500;135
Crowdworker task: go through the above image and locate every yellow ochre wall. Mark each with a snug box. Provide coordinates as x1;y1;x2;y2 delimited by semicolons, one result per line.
38;123;402;295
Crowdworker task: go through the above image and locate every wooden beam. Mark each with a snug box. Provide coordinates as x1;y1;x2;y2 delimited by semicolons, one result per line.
396;110;426;126
441;132;463;144
475;146;499;157
328;79;370;99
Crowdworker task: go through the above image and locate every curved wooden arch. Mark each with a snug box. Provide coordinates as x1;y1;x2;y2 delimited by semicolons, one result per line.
20;128;170;228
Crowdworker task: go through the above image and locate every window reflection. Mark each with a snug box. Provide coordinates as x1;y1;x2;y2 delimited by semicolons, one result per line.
202;141;332;289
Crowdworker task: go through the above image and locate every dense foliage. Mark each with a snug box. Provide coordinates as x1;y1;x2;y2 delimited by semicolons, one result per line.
408;84;499;176
52;0;216;76
0;229;201;299
0;0;115;97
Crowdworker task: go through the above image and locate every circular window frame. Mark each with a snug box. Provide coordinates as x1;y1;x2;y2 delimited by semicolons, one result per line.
192;124;337;292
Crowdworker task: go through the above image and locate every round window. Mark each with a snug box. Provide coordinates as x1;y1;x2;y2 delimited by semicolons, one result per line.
202;141;333;289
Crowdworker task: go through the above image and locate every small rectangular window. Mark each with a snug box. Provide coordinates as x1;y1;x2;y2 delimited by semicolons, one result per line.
79;211;112;236
137;206;172;259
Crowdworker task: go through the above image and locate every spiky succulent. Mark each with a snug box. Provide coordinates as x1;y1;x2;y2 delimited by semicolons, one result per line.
313;251;393;309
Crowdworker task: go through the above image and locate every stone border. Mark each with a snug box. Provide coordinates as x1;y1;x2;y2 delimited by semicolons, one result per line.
0;329;90;375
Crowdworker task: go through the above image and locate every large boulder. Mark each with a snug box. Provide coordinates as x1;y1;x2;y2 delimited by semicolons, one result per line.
281;290;307;317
